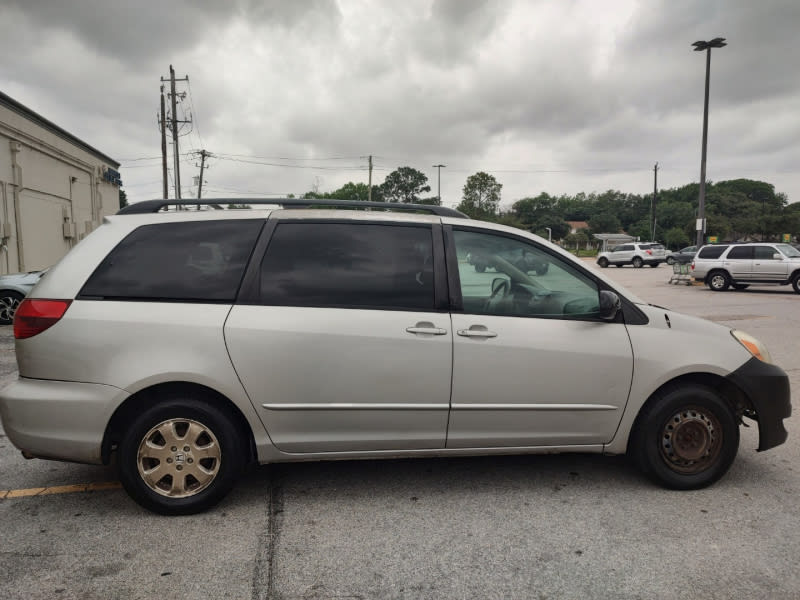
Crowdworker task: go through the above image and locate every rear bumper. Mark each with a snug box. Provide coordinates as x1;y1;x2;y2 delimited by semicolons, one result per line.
726;358;792;451
0;377;129;464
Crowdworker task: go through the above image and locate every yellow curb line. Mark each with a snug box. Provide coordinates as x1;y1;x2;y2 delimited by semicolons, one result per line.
0;481;122;499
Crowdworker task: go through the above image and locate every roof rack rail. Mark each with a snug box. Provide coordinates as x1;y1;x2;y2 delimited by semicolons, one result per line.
117;198;468;218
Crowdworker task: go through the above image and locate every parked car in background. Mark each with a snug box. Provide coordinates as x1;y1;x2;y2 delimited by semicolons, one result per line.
468;248;549;275
691;242;800;292
666;246;697;265
596;242;666;268
0;270;47;325
0;199;791;515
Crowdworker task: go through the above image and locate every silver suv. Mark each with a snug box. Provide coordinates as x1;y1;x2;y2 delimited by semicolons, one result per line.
0;199;791;514
691;243;800;292
596;242;666;268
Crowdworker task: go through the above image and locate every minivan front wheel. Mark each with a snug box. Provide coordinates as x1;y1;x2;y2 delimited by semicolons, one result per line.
118;397;245;515
707;271;730;291
631;384;739;490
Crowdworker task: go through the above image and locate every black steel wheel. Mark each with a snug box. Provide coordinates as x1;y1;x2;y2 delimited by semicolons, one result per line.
707;271;730;291
118;395;246;515
630;383;739;489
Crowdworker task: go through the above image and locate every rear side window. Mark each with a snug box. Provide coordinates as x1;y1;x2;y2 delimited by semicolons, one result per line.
727;246;753;260
79;220;263;301
698;245;728;259
259;222;434;310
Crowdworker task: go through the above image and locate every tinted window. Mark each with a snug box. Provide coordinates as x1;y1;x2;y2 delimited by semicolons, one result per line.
259;223;434;310
698;245;728;259
754;246;778;260
727;246;753;260
80;220;263;301
453;229;599;319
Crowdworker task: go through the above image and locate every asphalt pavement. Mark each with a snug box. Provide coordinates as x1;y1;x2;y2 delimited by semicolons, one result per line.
1;260;798;599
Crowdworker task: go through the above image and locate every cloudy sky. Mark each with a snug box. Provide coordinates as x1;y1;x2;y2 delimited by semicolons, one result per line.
2;0;798;209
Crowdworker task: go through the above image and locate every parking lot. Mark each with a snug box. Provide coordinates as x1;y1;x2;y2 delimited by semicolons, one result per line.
1;260;798;600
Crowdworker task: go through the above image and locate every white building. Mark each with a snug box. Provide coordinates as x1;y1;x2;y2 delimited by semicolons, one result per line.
0;91;120;274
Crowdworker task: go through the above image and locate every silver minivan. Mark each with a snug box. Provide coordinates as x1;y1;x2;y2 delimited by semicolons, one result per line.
0;200;791;514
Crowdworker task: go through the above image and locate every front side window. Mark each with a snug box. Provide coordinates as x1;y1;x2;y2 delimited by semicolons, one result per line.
453;229;599;318
259;223;434;310
754;246;779;260
80;220;263;301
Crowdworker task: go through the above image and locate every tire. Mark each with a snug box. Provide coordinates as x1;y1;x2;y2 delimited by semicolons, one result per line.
0;290;24;325
707;270;730;292
632;256;644;268
732;283;750;290
118;396;246;515
597;257;609;268
666;257;675;265
630;383;739;490
475;264;486;273
792;272;800;294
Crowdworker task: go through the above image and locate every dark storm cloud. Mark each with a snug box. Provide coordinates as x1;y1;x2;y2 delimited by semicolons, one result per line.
3;0;342;63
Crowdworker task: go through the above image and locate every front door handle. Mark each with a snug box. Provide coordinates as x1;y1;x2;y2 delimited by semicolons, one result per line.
406;321;448;335
457;325;497;338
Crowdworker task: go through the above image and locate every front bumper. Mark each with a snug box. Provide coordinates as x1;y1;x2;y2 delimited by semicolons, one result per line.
726;357;792;451
0;377;129;464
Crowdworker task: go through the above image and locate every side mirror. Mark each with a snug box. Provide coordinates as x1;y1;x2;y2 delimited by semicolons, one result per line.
598;290;621;321
773;253;783;260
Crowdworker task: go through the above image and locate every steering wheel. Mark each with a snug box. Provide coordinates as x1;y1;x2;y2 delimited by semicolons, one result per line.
484;278;511;312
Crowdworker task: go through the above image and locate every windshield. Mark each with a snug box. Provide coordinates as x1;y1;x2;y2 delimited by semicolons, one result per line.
776;244;800;258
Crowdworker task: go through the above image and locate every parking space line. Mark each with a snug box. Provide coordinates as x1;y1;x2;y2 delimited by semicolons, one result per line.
0;481;121;499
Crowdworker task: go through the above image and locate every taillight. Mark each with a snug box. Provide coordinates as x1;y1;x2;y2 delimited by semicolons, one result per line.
14;299;72;339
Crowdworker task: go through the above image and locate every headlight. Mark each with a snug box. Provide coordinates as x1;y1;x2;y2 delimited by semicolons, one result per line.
731;330;773;364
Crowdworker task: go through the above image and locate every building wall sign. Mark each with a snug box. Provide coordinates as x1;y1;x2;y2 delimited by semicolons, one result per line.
103;167;122;187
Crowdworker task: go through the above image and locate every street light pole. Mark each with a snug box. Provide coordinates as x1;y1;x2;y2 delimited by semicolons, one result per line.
432;164;446;205
545;227;552;243
692;37;726;248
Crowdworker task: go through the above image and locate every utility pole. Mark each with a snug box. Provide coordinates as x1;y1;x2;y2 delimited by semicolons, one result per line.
651;162;658;241
159;85;168;199
160;65;190;203
197;150;208;201
432;164;446;205
367;155;373;202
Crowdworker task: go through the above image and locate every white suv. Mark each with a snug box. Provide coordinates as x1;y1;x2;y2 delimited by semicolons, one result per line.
0;199;791;514
691;243;800;292
596;243;666;268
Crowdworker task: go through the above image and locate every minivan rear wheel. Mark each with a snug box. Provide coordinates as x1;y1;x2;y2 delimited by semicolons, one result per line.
631;384;739;490
118;396;245;515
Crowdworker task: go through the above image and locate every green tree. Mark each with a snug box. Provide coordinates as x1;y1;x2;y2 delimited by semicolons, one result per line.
664;227;690;249
118;188;128;208
379;167;431;203
457;172;502;219
588;212;621;235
